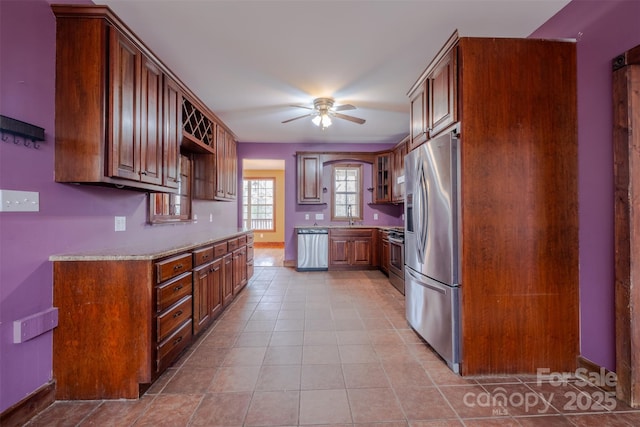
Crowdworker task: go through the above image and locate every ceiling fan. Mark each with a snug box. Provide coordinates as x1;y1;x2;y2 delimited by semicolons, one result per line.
282;97;366;130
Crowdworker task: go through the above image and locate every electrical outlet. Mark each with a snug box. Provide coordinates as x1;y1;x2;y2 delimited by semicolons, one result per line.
305;214;309;220
315;213;324;220
209;213;213;222
114;216;126;231
374;213;379;220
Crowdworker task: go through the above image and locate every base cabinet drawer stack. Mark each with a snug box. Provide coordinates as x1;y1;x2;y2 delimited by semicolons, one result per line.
154;253;193;373
52;230;254;400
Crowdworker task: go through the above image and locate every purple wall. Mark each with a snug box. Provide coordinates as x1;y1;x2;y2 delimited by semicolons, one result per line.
531;0;640;371
0;0;237;413
237;142;404;263
2;0;638;416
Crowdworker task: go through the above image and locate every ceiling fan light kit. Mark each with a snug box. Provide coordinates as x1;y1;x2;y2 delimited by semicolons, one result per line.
282;97;365;129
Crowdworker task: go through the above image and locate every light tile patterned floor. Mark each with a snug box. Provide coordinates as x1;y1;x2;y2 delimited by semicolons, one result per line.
26;261;640;426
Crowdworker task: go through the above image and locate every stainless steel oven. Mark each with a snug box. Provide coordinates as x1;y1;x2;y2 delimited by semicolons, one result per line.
388;228;404;294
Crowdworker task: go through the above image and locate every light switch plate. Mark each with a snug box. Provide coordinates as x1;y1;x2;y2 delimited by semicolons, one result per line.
315;214;324;220
305;214;309;220
0;189;39;212
374;213;379;220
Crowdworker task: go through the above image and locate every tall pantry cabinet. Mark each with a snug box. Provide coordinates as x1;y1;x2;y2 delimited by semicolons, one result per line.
408;33;579;375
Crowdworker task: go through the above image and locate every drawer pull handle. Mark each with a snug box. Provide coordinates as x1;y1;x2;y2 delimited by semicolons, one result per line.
173;264;183;271
173;285;183;292
173;336;183;345
202;254;209;259
173;310;183;318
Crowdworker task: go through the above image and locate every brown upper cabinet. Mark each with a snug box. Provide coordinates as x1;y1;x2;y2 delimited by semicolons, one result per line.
391;136;408;203
52;5;235;196
163;77;183;190
427;47;457;137
297;153;323;204
408;38;458;150
409;81;428;151
373;152;392;204
216;127;238;201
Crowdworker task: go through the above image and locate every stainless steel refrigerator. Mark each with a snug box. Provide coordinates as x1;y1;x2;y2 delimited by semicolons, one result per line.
404;128;461;373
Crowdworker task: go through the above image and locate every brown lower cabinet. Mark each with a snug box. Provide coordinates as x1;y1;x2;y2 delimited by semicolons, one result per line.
328;228;378;270
52;231;252;400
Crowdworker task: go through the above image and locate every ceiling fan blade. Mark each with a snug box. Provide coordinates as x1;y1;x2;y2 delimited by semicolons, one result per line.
290;104;314;110
334;112;366;124
334;104;356;111
281;113;312;124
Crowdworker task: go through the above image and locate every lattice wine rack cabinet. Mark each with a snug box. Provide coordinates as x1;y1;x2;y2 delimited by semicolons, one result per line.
182;98;215;153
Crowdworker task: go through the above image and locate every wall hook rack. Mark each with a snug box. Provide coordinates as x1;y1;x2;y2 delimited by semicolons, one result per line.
0;115;45;149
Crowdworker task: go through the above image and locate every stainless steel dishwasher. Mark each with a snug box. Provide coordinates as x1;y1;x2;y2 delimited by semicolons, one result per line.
296;228;329;271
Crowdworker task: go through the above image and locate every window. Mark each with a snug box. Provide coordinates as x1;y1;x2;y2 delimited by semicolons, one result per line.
243;178;275;231
332;164;363;222
149;155;192;223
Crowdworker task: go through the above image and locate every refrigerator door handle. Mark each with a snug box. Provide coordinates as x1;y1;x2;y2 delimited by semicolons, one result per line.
416;162;429;261
406;268;446;294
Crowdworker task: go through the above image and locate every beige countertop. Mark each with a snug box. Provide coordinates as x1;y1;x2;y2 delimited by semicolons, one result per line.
49;228;250;262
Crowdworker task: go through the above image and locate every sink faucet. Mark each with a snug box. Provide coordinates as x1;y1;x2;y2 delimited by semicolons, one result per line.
347;205;355;226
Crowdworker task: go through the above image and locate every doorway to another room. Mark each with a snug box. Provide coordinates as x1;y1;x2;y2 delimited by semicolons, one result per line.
243;159;286;267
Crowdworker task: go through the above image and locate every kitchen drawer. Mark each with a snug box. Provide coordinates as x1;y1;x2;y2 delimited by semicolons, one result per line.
246;243;254;262
193;246;214;266
227;238;239;252
238;235;247;246
246;233;254;244
330;228;375;238
157;296;192;342
155;253;192;283
213;242;227;258
157;319;192;373
156;272;192;312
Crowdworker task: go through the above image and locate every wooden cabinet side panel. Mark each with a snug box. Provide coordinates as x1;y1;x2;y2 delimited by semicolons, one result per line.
54;18;107;182
53;261;153;399
457;38;578;375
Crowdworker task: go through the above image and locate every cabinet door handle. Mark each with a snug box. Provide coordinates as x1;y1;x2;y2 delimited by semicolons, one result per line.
140;171;147;175
173;310;183;318
173;285;183;292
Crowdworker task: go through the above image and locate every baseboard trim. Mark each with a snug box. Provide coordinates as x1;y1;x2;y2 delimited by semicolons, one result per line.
0;381;56;427
283;259;296;268
577;356;616;392
254;242;284;248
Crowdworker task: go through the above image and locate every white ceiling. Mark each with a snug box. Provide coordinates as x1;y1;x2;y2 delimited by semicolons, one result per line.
98;0;570;145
